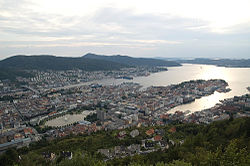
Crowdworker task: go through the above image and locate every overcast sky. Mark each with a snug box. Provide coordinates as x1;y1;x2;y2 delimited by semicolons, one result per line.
0;0;250;59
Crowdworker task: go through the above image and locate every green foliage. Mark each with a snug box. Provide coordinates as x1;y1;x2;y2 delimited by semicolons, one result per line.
19;152;47;166
1;117;249;166
0;67;33;80
84;53;181;67
84;113;98;122
166;160;192;166
0;55;128;71
219;139;250;166
0;148;18;166
34;125;53;133
57;152;106;166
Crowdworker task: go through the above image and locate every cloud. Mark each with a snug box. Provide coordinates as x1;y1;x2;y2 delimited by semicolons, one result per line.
0;1;249;59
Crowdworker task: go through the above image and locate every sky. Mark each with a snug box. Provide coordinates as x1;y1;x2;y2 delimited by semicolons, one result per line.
0;0;250;59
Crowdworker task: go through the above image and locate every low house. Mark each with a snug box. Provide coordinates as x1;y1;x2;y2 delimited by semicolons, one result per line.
23;128;33;136
130;129;139;138
145;128;154;136
14;133;23;140
127;144;140;154
159;140;169;149
169;139;175;146
42;152;56;161
114;146;122;155
179;140;184;145
118;131;126;139
145;141;155;149
61;151;73;160
156;129;165;136
153;135;162;142
168;127;176;133
98;149;110;158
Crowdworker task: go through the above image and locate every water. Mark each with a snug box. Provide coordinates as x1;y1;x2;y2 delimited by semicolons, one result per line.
97;64;250;113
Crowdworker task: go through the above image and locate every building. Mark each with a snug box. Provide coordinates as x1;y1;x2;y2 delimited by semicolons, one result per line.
0;137;31;153
97;110;106;121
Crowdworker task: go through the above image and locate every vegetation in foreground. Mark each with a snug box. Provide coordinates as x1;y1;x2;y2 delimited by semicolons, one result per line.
0;117;249;166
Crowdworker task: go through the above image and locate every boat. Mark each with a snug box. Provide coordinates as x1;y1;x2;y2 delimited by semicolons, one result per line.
115;76;133;80
122;76;133;80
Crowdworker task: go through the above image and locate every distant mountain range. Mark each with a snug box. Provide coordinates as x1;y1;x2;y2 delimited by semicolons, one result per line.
83;53;181;67
178;58;250;67
0;55;128;71
0;53;181;80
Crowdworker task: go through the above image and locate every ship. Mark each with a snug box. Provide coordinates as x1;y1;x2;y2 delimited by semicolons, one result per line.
115;76;133;80
122;76;133;80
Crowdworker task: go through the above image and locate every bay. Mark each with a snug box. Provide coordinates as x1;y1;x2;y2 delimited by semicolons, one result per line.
97;64;250;113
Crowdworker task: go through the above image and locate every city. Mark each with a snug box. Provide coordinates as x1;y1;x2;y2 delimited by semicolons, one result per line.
1;68;249;156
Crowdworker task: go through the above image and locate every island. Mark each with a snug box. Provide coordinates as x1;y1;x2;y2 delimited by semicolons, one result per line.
177;58;250;68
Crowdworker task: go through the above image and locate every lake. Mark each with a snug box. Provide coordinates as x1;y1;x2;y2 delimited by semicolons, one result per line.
97;64;250;113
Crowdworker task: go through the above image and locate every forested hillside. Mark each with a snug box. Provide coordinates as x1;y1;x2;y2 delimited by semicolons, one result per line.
0;117;249;166
0;54;181;80
84;53;181;67
0;55;128;71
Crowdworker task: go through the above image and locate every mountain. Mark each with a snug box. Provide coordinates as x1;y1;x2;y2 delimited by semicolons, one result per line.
83;53;181;67
0;55;128;71
178;58;250;68
0;67;34;81
0;54;181;80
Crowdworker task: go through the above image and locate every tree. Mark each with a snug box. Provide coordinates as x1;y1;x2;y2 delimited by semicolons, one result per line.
166;160;192;166
220;139;250;166
0;148;18;166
